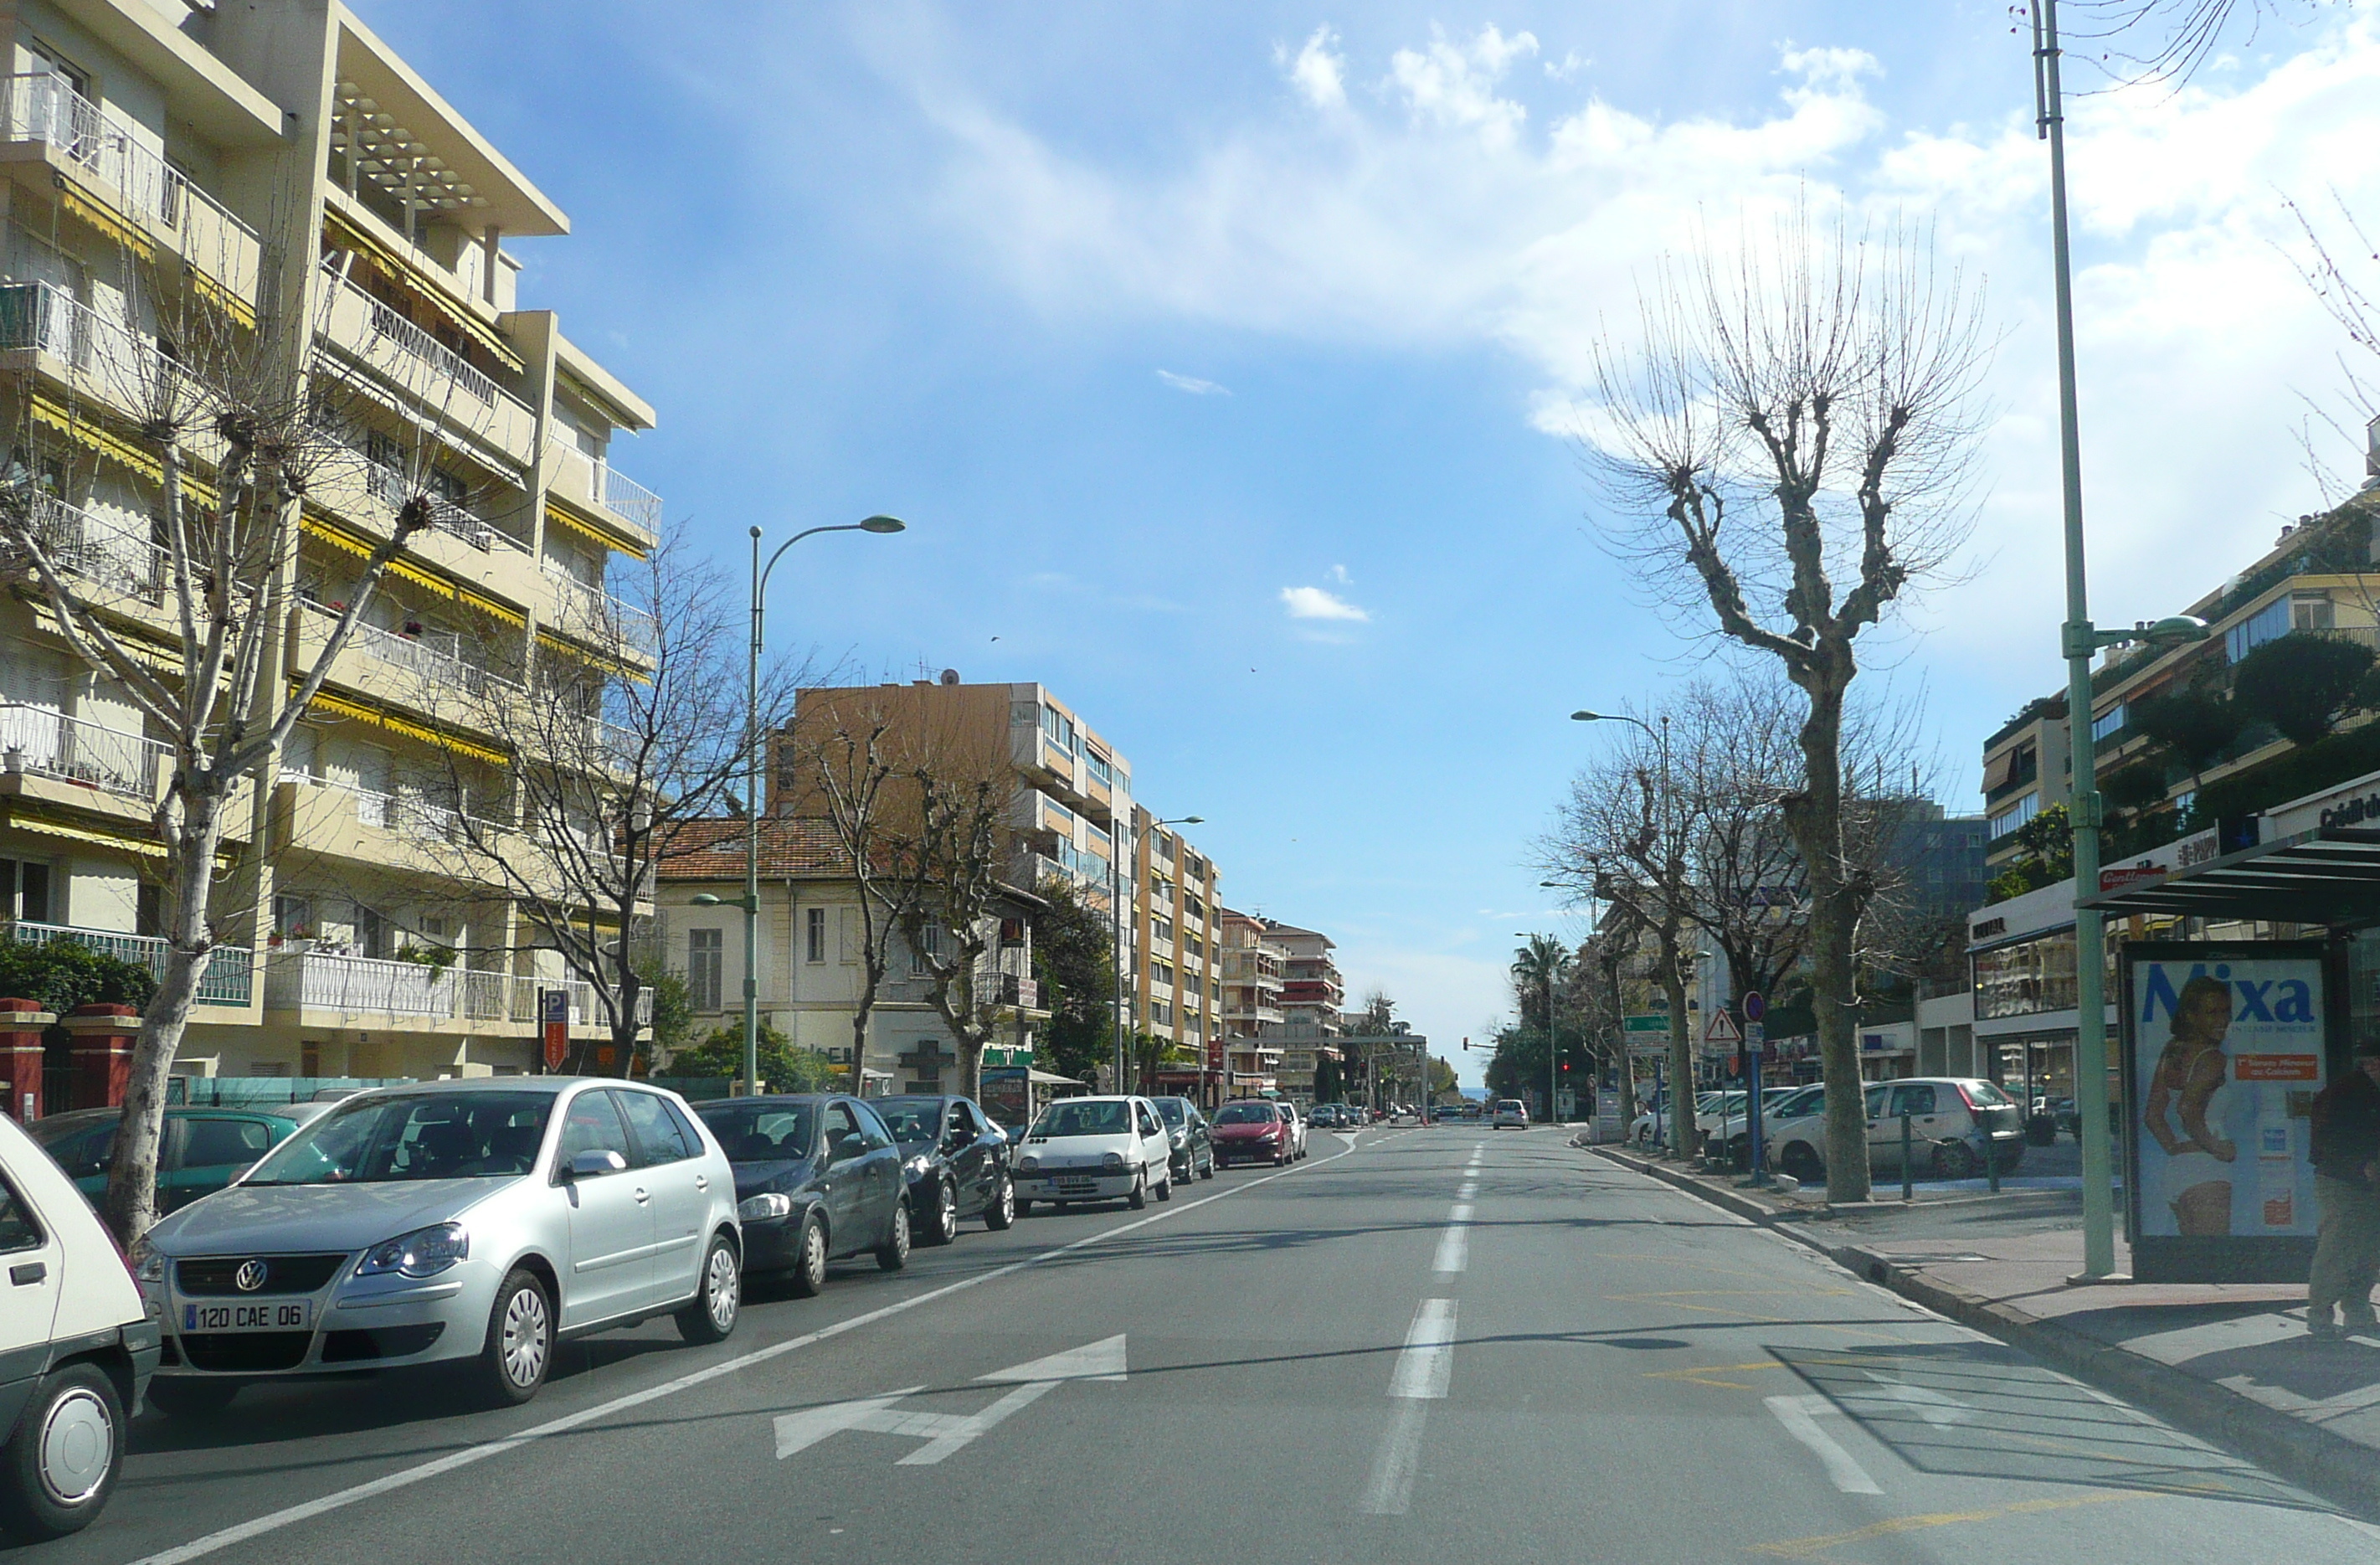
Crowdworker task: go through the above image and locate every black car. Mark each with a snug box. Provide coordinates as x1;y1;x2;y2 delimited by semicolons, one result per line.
869;1094;1018;1244
693;1094;912;1295
1150;1096;1215;1184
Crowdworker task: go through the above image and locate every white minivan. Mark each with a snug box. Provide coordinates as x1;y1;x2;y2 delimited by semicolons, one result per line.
0;1110;160;1540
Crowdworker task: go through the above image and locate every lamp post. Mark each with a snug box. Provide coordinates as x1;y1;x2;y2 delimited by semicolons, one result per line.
1576;708;1691;1151
1517;929;1562;1127
2029;1;2213;1279
691;516;904;1097
1113;813;1200;1097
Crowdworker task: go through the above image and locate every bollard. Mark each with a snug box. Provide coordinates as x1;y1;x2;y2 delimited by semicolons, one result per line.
1900;1111;1914;1202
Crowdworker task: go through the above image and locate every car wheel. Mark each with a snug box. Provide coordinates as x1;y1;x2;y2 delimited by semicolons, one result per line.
0;1362;123;1540
1014;1198;1034;1218
1199;1156;1215;1181
676;1232;742;1345
1780;1141;1825;1185
475;1268;553;1408
786;1211;830;1297
876;1199;912;1271
1126;1171;1148;1210
1934;1140;1979;1181
985;1174;1016;1230
141;1378;237;1419
922;1179;959;1247
1154;1170;1172;1202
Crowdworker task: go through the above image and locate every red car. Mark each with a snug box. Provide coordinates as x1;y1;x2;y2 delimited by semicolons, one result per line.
1211;1100;1291;1167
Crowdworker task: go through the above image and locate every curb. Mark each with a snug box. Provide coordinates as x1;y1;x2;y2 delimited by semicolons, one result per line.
1591;1145;2380;1521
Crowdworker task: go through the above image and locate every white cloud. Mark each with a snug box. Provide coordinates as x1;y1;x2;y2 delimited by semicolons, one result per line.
1545;49;1587;83
1281;584;1370;620
1386;24;1539;147
1329;563;1350;584
1155;368;1229;394
1284;26;1346;111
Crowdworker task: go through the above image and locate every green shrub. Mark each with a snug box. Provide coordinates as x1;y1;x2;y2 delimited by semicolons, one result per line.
0;939;155;1016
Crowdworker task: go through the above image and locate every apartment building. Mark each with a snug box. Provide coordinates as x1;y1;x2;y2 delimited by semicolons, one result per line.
0;3;660;1085
1262;920;1344;1035
650;818;1045;1109
781;677;1225;1094
1214;906;1284;1095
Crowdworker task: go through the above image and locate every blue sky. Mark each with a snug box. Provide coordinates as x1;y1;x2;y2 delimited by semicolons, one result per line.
357;3;2380;1083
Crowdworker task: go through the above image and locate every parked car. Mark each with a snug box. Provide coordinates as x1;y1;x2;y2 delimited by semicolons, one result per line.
0;1107;158;1540
1010;1096;1174;1212
1150;1097;1215;1184
1632;1091;1722;1148
1277;1100;1308;1159
132;1079;743;1417
695;1094;911;1294
1308;1104;1344;1130
1211;1099;1292;1166
867;1094;1016;1244
31;1104;332;1217
1491;1099;1529;1130
1719;1083;1825;1166
1767;1079;2026;1183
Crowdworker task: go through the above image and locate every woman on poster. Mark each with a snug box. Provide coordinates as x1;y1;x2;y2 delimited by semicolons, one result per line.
2143;975;2238;1235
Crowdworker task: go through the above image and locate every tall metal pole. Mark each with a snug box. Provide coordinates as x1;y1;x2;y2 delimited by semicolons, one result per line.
2037;0;2116;1279
1546;960;1558;1125
1111;821;1126;1094
743;528;763;1094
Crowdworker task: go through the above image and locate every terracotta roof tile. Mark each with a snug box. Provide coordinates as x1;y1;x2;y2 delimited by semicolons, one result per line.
657;816;854;881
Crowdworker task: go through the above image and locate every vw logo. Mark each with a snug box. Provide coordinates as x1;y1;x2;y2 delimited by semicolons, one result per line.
233;1259;268;1293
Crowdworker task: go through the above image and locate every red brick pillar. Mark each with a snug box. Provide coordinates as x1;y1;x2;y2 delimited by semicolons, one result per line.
0;1001;51;1122
65;1004;139;1110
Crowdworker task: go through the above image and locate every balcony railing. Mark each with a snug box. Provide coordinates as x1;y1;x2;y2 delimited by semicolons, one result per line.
4;920;250;1006
541;565;659;653
361;457;523;553
264;948;650;1027
0;74;257;260
558;447;663;533
3;489;165;603
0;281;188;414
306;603;521;699
0;703;167;801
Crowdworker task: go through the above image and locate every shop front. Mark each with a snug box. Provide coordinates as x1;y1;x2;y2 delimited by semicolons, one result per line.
1968;879;2112;1119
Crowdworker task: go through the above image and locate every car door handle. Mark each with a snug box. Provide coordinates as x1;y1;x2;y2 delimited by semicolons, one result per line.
9;1261;44;1285
633;1187;650;1204
694;1175;709;1192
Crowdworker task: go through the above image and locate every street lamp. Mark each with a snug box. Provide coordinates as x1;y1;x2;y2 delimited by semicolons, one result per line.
1575;708;1691;1154
1517;929;1562;1128
692;515;904;1097
1114;814;1201;1099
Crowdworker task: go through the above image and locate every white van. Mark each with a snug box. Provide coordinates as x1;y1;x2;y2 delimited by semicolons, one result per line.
0;1111;159;1540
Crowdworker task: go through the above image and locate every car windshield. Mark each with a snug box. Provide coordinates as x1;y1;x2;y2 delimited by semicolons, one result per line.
1964;1081;2015;1108
1214;1103;1276;1125
871;1100;944;1141
697;1103;817;1161
1032;1101;1130;1137
1154;1099;1186;1125
243;1092;553;1184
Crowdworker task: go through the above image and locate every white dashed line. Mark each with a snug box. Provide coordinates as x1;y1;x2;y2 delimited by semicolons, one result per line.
1361;1299;1459;1515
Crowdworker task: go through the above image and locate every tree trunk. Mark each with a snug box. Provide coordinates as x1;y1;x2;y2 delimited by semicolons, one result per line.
1659;924;1695;1160
1786;672;1870;1202
102;791;224;1243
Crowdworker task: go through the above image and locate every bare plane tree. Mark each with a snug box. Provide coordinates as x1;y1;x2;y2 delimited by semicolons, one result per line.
805;715;926;1073
882;759;1020;1104
1589;211;1990;1200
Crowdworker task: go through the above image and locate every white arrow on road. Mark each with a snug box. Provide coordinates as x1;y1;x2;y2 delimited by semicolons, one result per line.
774;1336;1127;1467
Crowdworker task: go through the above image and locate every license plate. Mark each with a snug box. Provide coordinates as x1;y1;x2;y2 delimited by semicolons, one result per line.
183;1300;310;1333
1056;1177;1096;1190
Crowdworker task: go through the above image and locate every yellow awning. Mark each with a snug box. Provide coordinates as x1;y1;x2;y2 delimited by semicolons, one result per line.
188;268;256;332
3;809;168;860
544;500;650;561
534;629;651;685
298;514;525;627
59;183;155;265
323;208;525;375
30;394;162;484
300;686;509;768
457;586;526;629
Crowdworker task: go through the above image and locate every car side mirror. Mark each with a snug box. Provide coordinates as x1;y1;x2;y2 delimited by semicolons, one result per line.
832;1133;867;1161
567;1150;627;1181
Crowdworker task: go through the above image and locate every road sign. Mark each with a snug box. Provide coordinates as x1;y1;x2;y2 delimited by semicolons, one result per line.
1746;1021;1765;1048
1623;1015;1668;1033
773;1336;1128;1467
539;988;568;1071
1742;991;1766;1023
1704;1010;1742;1048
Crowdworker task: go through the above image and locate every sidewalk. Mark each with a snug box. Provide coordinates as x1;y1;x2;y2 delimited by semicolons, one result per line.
1591;1143;2380;1518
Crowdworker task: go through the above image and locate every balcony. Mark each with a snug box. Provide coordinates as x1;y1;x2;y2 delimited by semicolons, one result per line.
316;272;536;471
551;446;663;538
2;490;165;605
995;973;1041;1011
0;704;167;802
0;74;261;314
264;949;649;1029
540;565;660;656
0;281;188;420
360;457;527;557
3;920;250;1006
302;601;521;703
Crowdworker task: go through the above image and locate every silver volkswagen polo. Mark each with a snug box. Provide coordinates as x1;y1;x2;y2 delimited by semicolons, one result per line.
128;1078;741;1415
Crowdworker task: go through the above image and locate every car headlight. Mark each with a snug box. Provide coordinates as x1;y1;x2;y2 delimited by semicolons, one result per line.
738;1192;793;1222
1016;1156;1041;1174
355;1222;470;1279
905;1155;932;1177
1101;1151;1125;1170
129;1239;164;1286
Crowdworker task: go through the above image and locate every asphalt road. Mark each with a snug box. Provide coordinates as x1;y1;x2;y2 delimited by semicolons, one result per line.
22;1126;2380;1563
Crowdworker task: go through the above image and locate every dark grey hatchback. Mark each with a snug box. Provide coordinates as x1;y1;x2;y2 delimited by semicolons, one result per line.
869;1095;1017;1246
693;1095;912;1295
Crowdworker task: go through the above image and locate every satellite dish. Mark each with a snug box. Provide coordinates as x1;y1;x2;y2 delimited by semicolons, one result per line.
940;669;960;686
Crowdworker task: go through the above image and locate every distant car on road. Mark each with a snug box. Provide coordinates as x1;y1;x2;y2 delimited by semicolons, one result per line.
1150;1096;1215;1184
1010;1096;1174;1212
31;1104;332;1218
136;1079;744;1417
1211;1099;1291;1166
1492;1099;1529;1130
697;1094;912;1293
1308;1104;1344;1130
1276;1100;1308;1160
867;1094;1016;1243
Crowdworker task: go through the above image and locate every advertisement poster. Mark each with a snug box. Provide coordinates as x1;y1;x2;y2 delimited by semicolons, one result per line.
2121;943;2331;1282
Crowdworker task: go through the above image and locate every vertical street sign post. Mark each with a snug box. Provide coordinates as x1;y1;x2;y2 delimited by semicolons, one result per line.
1742;991;1767;1184
540;988;569;1073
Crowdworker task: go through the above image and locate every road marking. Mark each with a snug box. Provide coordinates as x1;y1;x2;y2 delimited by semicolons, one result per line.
1747;1491;2136;1558
127;1144;1360;1565
1432;1223;1468;1274
1643;1361;1785;1391
1389;1298;1457;1399
1358;1401;1429;1515
1455;1181;1477;1200
1764;1394;1882;1495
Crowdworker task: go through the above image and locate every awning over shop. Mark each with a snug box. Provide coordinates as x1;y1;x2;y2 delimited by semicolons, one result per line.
2077;826;2380;928
1027;1068;1083;1086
